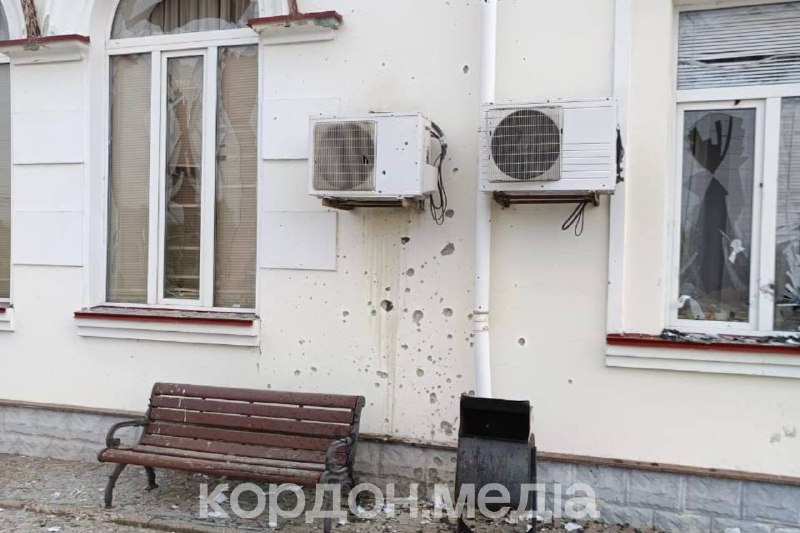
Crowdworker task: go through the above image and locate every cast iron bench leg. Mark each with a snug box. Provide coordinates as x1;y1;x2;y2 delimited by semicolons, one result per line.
320;471;344;533
145;466;158;491
104;463;127;509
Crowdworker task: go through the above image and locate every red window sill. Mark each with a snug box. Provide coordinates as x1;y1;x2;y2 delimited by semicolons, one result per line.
0;34;90;48
607;333;800;356
74;306;256;327
248;11;343;27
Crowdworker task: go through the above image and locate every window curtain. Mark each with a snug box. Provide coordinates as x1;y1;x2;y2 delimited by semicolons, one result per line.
107;55;151;303
112;0;257;38
775;98;800;331
164;56;204;301
0;65;9;299
214;45;257;309
0;5;9;41
679;2;800;90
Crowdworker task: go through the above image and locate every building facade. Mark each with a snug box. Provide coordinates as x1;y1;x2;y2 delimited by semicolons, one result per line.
0;0;799;530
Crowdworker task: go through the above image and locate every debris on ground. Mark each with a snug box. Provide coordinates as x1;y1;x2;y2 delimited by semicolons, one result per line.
0;454;663;532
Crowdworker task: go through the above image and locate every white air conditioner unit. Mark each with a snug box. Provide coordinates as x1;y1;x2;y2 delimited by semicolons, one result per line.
481;98;618;194
309;113;438;200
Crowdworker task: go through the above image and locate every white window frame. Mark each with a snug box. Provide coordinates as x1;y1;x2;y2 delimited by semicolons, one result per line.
157;48;212;308
669;99;766;335
0;52;11;307
0;0;27;306
0;57;9;306
670;6;800;336
103;19;260;312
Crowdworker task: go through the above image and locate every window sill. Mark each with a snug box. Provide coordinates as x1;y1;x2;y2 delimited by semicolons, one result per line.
606;334;800;379
0;304;13;332
248;11;342;45
0;34;90;64
74;306;259;347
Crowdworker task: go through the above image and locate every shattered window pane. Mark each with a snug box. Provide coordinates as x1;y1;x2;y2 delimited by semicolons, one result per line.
775;98;800;332
164;56;204;301
214;46;258;309
0;5;8;41
678;108;756;323
112;0;258;39
107;54;151;304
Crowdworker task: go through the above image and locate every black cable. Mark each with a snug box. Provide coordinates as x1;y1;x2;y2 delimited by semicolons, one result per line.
429;122;448;225
616;126;625;184
561;200;589;237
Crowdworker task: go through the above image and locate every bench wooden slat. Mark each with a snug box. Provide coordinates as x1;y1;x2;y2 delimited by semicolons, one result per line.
150;396;355;424
153;383;360;410
138;434;342;465
100;449;322;485
148;422;334;451
150;408;352;439
132;445;327;472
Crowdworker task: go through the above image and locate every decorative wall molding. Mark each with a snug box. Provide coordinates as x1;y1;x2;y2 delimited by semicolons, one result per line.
606;342;800;379
249;10;342;45
0;306;13;332
0;34;89;64
74;307;259;347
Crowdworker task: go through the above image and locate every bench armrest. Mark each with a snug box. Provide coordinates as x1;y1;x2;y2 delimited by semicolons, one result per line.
105;418;149;449
325;436;354;474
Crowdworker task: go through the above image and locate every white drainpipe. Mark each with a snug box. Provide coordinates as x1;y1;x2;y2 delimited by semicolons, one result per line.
473;0;497;399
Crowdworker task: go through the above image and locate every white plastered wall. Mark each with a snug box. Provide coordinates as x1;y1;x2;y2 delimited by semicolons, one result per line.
0;0;796;478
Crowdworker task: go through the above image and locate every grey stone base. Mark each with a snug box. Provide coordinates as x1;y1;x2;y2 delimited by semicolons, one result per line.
0;404;141;462
2;404;799;532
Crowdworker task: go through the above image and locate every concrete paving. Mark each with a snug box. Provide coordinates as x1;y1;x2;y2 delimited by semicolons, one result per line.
0;454;661;532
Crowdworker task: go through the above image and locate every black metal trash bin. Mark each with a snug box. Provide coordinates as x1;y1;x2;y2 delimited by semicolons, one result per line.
455;395;536;531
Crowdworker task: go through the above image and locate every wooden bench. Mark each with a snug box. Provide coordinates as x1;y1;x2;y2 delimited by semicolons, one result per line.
98;383;365;527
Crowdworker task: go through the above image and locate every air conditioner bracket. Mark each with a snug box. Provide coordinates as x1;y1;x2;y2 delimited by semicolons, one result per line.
322;198;426;211
492;191;601;208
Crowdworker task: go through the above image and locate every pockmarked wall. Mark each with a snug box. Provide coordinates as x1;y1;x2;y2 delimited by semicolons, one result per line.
0;0;796;479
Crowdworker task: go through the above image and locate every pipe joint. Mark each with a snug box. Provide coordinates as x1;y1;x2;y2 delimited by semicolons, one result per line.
472;312;490;332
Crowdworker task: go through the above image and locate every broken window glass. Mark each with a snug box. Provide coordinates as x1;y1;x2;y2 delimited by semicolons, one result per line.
107;54;151;304
678;108;756;323
0;5;8;41
0;65;9;300
775;97;800;332
164;55;204;301
112;0;258;39
214;45;257;309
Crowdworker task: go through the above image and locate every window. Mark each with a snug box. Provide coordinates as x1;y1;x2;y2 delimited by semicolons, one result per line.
677;105;759;326
673;2;800;334
112;0;257;38
0;5;10;302
107;0;259;309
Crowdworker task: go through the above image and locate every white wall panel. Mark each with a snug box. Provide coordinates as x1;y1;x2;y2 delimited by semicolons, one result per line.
12;211;83;266
13;64;84;112
13;109;85;164
262;97;341;160
13;164;83;212
261;211;337;271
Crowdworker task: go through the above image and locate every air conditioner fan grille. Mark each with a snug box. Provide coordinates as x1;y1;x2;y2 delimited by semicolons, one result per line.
313;121;376;191
487;107;562;182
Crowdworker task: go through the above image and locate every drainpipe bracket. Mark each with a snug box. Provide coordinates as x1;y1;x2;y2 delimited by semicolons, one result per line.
472;312;490;332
